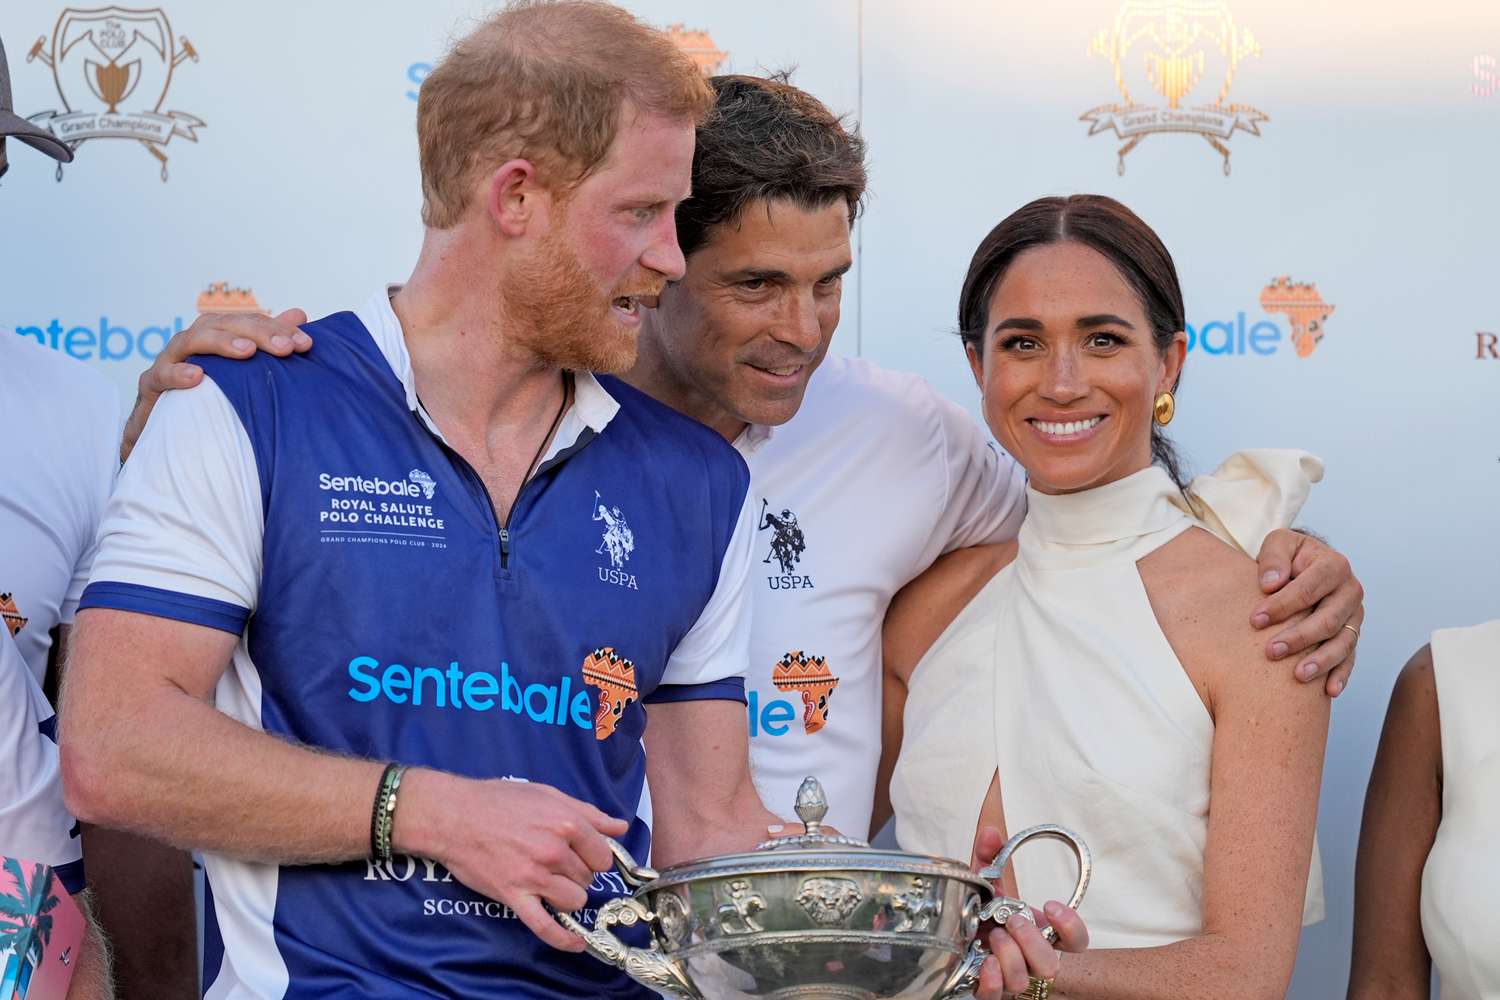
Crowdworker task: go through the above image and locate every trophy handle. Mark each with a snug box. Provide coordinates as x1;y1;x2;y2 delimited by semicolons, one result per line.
550;838;703;1000
933;938;989;1000
975;824;1093;945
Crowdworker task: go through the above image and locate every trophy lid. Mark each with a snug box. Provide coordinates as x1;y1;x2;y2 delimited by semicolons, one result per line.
643;775;992;895
755;776;872;850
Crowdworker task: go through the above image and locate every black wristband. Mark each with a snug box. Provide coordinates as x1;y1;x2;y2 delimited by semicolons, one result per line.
370;763;402;862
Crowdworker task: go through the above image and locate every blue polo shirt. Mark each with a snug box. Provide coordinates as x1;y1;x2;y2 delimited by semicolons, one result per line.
81;291;755;999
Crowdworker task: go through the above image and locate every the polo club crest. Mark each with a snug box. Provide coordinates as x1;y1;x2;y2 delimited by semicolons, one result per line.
25;6;204;180
1080;1;1266;175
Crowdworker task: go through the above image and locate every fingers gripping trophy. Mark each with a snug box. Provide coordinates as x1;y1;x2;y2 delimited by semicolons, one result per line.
554;777;1091;999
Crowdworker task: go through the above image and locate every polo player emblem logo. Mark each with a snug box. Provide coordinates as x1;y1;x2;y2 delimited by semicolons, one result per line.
592;490;634;569
758;499;805;574
24;6;205;181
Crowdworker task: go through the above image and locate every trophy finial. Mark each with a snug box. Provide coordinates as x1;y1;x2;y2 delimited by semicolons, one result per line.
794;776;828;835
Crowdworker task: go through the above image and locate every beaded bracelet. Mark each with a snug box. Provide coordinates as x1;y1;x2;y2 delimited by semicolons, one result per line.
370;763;407;862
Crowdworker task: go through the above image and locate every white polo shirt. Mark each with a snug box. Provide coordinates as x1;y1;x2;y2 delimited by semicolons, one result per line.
0;334;120;684
736;354;1026;837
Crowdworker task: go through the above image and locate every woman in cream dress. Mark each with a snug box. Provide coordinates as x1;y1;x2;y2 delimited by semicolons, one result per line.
880;195;1331;999
1348;620;1500;999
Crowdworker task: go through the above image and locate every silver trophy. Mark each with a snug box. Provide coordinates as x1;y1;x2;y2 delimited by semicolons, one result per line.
555;777;1091;999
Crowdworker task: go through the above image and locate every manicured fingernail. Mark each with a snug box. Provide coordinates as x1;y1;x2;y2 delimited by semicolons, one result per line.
1297;661;1316;681
271;334;292;349
1006;912;1033;929
1270;642;1288;659
1261;570;1280;587
1251;612;1270;628
293;331;312;344
1044;902;1064;920
766;824;784;834
1331;679;1345;696
232;337;254;351
180;363;201;377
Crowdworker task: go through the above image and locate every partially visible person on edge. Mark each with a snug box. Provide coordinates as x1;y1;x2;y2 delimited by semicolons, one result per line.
1348;619;1500;1000
121;68;1361;992
2;31;185;1000
885;195;1333;999
59;4;1075;996
0;629;111;999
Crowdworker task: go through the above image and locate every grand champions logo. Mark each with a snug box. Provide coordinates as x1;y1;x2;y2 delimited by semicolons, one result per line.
25;6;204;181
1081;1;1266;175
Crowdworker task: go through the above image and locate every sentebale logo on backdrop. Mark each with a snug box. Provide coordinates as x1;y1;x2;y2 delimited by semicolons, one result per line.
1186;277;1337;359
24;6;204;181
1081;1;1266;175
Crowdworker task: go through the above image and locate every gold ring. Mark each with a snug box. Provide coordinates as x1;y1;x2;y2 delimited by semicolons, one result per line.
1018;976;1054;1000
1341;622;1360;641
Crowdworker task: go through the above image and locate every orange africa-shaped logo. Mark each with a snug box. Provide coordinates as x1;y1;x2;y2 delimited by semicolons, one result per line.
581;647;638;741
771;651;838;734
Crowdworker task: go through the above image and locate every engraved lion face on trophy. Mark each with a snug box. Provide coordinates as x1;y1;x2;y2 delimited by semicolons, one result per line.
1091;0;1258;109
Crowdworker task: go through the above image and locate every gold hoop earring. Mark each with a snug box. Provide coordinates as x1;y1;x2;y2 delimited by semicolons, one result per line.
1153;392;1175;426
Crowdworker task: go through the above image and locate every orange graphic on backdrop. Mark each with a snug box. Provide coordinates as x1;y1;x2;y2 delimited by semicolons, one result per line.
582;647;638;741
196;283;266;316
1259;278;1336;358
0;594;28;638
666;25;728;74
772;651;838;734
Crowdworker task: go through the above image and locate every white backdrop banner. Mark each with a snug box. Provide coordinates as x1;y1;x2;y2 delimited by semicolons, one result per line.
1;2;1496;996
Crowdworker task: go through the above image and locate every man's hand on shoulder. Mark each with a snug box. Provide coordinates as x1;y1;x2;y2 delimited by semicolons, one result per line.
1250;529;1365;698
121;308;311;463
391;769;629;953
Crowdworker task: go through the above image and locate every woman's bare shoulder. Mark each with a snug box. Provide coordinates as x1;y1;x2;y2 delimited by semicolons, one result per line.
883;541;1018;684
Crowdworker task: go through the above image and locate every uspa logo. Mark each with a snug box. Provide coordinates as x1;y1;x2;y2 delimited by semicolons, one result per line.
24;6;204;181
1187;277;1336;359
1081;1;1266;175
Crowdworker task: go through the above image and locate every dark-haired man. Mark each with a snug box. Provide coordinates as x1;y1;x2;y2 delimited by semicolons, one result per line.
131;75;1364;847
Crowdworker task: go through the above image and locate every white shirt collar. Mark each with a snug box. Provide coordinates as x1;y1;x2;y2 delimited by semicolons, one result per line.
733;421;776;459
355;285;620;459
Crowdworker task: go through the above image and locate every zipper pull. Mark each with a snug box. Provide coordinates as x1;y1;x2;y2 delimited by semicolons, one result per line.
499;527;511;567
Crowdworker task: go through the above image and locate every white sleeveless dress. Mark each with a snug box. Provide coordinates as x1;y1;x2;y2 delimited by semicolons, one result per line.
891;451;1325;948
1421;619;1500;1000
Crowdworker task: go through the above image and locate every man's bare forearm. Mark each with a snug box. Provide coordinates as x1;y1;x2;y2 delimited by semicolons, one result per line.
64;612;385;864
